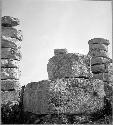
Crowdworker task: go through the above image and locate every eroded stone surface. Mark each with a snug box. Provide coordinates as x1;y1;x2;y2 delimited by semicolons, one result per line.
1;68;21;80
23;78;105;115
2;27;23;41
91;57;112;65
47;53;92;80
89;43;108;51
1;36;21;49
1;79;20;91
91;64;108;73
54;49;68;56
1;90;20;104
2;16;20;27
88;38;110;45
93;73;108;81
1;59;20;68
88;50;109;58
23;80;51;114
1;48;22;60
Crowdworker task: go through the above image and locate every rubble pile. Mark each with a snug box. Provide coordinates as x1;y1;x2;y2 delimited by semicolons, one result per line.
1;16;22;104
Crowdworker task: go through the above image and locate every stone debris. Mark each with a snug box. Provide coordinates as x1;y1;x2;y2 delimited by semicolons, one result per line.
2;27;23;41
1;59;20;68
2;16;20;27
91;57;112;65
88;38;110;45
23;78;105;115
1;80;20;91
1;48;22;60
1;36;21;49
1;68;21;80
47;52;92;80
89;43;108;51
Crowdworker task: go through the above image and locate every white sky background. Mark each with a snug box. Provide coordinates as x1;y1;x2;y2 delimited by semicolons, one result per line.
2;0;112;86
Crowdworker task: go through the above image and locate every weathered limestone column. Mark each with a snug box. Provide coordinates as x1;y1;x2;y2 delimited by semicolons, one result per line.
1;16;22;104
88;38;112;82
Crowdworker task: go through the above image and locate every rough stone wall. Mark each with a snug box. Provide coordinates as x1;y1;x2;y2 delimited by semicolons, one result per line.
23;39;112;115
1;16;22;104
47;49;93;80
88;38;112;82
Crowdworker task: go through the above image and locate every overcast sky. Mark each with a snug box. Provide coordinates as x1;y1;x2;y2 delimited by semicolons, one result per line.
2;0;112;86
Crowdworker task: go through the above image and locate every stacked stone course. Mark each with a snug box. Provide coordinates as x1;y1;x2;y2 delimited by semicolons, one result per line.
1;16;22;104
88;38;112;82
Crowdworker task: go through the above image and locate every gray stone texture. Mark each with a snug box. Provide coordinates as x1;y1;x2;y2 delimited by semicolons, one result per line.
2;16;20;27
91;57;112;65
1;36;21;49
23;78;105;115
1;90;20;104
88;50;109;58
91;64;108;73
93;73;109;81
2;26;23;41
23;80;51;114
89;43;108;51
1;16;22;106
54;49;68;56
47;53;92;80
1;79;20;91
1;68;21;80
88;38;109;45
1;59;20;68
1;48;22;60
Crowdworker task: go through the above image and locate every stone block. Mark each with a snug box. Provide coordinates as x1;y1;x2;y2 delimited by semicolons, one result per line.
1;48;22;60
23;78;105;115
47;53;92;80
1;68;21;80
23;80;51;114
88;38;109;45
93;73;109;81
91;64;108;73
91;57;112;65
1;36;21;49
1;59;20;68
2;27;23;41
1;79;20;91
54;49;67;56
2;16;20;27
88;50;109;58
89;43;108;51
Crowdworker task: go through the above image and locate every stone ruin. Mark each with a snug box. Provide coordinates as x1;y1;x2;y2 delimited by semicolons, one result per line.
1;16;113;123
88;38;112;82
1;16;22;104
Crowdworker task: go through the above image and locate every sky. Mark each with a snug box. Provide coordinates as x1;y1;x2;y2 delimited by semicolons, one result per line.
2;0;112;86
